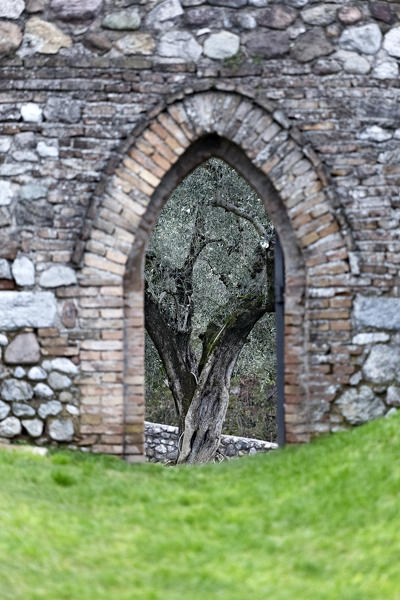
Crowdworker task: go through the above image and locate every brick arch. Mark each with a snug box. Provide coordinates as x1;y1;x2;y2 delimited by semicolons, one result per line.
78;91;348;460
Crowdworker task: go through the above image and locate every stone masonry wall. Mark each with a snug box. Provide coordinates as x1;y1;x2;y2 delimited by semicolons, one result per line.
145;421;278;462
0;0;399;459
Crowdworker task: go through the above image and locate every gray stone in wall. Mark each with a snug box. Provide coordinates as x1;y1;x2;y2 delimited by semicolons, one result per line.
19;183;47;201
301;4;337;26
0;181;13;207
0;207;11;228
353;296;400;331
12;256;35;287
0;0;25;19
387;386;400;407
44;97;81;124
20;103;43;123
34;383;54;399
0;334;8;346
59;391;74;404
39;265;77;288
159;31;202;61
0;258;11;279
363;344;400;383
26;0;46;13
13;367;26;379
383;27;400;58
0;417;21;438
358;126;392;142
336;386;386;425
4;333;40;364
1;379;34;402
0;137;11;153
28;366;47;381
12;403;35;417
373;57;399;80
291;27;334;62
38;400;62;418
235;13;256;30
338;6;362;25
0;22;22;54
339;24;382;55
115;34;155;56
245;30;290;59
102;10;141;30
48;372;72;391
370;3;394;24
0;400;10;420
51;358;79;375
386;408;398;419
36;141;58;159
203;32;240;60
286;0;308;6
147;0;184;24
352;332;390;345
209;0;246;6
349;371;362;386
256;6;297;29
22;17;72;55
50;0;103;21
49;418;74;441
22;418;43;437
335;50;371;75
0;292;56;330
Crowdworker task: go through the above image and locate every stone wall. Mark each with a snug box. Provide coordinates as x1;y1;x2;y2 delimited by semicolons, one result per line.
0;0;399;459
145;421;278;463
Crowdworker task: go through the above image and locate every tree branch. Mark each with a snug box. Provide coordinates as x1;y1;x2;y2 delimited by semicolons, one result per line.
211;192;273;247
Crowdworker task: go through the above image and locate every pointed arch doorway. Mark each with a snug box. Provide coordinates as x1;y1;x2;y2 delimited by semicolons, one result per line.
123;134;293;461
78;91;348;460
143;151;286;461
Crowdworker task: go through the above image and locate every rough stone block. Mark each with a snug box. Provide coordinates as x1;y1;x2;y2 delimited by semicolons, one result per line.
38;400;62;418
203;31;240;60
0;292;57;330
335;386;386;425
50;0;103;21
22;418;44;437
24;18;72;55
0;0;25;19
39;265;77;288
363;344;400;383
102;10;140;30
0;21;22;54
0;417;21;438
5;333;40;364
1;379;34;402
49;418;74;441
12;256;35;287
339;23;382;55
353;296;400;330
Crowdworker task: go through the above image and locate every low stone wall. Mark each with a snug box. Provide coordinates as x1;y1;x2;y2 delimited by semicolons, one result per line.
144;421;278;463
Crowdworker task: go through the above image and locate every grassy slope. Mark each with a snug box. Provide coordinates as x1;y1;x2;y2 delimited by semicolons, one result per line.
0;414;400;600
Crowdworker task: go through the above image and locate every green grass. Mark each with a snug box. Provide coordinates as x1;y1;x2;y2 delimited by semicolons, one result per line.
1;414;400;600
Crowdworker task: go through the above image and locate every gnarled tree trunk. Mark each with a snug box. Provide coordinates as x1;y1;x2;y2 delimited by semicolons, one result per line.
177;295;272;463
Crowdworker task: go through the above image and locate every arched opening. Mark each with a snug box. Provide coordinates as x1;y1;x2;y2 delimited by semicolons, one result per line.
78;91;348;460
123;134;302;461
143;155;285;462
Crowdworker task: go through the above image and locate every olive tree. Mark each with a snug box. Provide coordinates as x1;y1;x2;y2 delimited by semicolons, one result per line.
145;159;275;463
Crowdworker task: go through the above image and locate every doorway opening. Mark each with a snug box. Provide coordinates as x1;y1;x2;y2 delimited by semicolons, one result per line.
143;157;285;463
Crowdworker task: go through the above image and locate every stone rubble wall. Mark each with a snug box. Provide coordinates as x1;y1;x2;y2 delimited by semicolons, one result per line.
0;0;399;456
145;421;278;463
